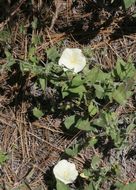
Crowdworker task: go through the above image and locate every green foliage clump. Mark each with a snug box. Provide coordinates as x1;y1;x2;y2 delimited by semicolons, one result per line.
2;43;136;189
0;151;8;165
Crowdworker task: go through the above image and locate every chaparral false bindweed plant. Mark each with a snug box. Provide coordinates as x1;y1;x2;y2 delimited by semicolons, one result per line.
3;42;136;190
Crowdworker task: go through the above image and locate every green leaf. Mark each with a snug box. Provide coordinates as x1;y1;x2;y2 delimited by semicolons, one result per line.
75;119;92;131
39;78;46;92
71;75;84;87
28;46;39;64
83;169;91;177
88;137;98;147
94;84;105;99
12;183;30;190
32;17;38;30
132;12;136;17
32;35;41;45
47;47;59;62
123;0;136;9
85;182;96;190
65;144;79;157
85;67;110;83
0;29;11;42
93;113;107;128
56;180;70;190
64;115;76;129
68;85;86;94
115;58;126;79
85;67;100;83
61;83;69;98
19;24;26;35
126;123;136;134
112;84;132;105
5;50;16;70
62;91;69;98
110;129;123;147
88;102;98;116
28;46;36;58
119;182;136;190
114;58;135;80
91;155;101;169
83;47;93;58
33;107;44;118
0;151;8;165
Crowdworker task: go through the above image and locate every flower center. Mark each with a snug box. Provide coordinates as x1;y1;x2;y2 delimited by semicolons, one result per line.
70;55;77;65
63;171;69;179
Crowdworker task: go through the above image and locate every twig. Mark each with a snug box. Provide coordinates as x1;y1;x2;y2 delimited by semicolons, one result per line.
49;0;62;31
0;0;27;30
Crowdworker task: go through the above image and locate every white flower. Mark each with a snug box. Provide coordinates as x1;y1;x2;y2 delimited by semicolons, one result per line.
53;159;78;184
58;48;86;73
